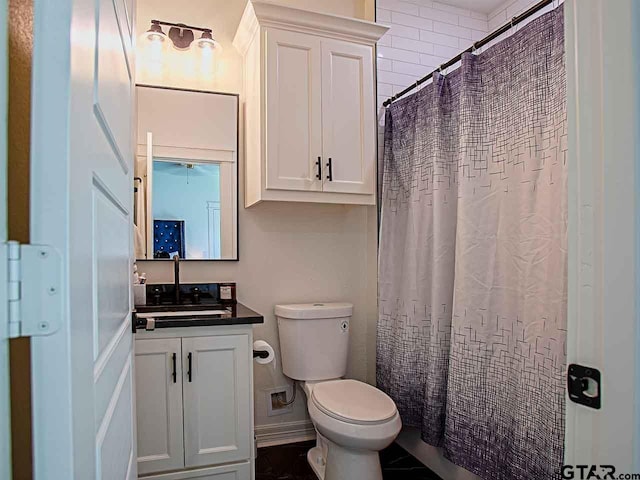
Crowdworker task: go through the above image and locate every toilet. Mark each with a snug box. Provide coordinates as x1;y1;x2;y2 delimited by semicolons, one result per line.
276;303;402;480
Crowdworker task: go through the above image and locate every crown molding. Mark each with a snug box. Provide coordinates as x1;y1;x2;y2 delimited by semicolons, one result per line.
233;1;261;56
234;1;389;54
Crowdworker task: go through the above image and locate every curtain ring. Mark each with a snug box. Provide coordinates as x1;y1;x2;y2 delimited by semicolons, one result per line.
511;16;520;34
471;41;478;54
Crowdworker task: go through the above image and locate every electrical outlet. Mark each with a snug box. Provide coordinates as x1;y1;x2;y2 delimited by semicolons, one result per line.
266;385;294;416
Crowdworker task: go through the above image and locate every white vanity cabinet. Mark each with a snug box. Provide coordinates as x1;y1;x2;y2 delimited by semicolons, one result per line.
233;2;388;207
135;326;253;480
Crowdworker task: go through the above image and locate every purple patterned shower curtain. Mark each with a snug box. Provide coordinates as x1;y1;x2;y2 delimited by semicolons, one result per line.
377;8;566;480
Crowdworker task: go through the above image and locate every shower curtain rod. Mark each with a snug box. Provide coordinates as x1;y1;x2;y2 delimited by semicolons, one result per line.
382;0;554;107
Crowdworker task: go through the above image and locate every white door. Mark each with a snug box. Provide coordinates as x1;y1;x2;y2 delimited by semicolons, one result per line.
0;0;10;477
135;338;184;475
321;39;375;195
29;0;137;478
265;28;323;192
565;0;639;472
182;335;251;468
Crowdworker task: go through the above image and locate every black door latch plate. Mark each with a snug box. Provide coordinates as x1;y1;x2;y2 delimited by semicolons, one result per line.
567;363;601;409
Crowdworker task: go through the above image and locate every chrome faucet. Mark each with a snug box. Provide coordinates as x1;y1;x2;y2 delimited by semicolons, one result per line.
174;254;181;304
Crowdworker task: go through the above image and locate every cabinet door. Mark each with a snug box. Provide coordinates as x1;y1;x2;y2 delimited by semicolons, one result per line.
321;39;375;195
265;28;323;192
182;335;251;468
135;338;185;475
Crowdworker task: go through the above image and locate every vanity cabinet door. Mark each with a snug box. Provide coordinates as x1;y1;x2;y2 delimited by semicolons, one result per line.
265;28;323;192
182;335;251;468
320;38;375;195
135;338;185;475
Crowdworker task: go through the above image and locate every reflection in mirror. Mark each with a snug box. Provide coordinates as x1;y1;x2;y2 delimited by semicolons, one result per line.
133;86;238;260
152;160;222;259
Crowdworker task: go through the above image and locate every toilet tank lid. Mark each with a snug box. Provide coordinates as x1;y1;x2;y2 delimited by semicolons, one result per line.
275;302;353;319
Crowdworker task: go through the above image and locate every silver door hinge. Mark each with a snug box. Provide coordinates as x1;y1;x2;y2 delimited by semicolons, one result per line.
6;241;62;338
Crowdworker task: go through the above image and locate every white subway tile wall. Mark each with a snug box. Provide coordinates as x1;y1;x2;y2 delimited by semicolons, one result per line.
376;0;489;110
376;0;550;173
376;0;555;109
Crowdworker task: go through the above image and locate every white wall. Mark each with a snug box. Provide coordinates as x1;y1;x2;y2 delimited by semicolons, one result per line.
136;0;378;432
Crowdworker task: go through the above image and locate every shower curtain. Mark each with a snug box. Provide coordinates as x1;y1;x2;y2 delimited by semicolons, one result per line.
377;8;566;480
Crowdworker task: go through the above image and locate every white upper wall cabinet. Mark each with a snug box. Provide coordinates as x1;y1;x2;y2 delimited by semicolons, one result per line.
234;1;388;207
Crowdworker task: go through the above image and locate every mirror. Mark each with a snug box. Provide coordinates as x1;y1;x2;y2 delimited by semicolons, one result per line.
134;86;238;260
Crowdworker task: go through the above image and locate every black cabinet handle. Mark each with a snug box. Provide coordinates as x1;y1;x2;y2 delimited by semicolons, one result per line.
187;352;192;382
326;158;333;181
316;157;322;180
171;353;177;383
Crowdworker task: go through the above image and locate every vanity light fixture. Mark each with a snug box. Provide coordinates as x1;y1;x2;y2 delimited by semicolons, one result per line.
195;30;217;50
143;20;219;52
142;20;167;43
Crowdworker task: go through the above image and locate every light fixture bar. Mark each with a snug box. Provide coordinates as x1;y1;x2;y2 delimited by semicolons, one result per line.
151;20;212;34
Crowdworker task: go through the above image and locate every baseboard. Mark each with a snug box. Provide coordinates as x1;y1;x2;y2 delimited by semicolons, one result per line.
255;419;316;448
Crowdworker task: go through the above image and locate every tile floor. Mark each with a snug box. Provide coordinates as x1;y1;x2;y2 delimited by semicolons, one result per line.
255;440;442;480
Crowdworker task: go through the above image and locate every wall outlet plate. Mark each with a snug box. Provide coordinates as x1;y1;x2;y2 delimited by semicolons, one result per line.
265;385;294;417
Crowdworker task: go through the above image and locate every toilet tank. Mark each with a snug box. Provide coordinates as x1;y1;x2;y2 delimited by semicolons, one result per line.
275;303;353;381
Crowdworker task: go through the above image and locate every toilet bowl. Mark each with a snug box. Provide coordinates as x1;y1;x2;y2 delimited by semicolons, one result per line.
304;379;402;480
275;303;402;480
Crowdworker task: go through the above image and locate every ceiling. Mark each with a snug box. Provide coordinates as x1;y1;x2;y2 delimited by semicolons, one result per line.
441;0;509;14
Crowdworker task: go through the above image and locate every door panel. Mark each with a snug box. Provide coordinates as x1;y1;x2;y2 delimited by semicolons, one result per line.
265;29;322;192
135;338;184;475
29;0;136;477
93;183;131;361
97;358;134;480
94;326;132;436
95;0;133;176
91;1;136;478
182;335;251;468
321;39;375;195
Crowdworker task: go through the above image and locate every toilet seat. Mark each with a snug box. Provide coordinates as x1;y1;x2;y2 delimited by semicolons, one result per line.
310;379;397;426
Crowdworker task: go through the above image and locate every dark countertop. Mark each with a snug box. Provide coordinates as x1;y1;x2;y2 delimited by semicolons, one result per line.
133;302;264;331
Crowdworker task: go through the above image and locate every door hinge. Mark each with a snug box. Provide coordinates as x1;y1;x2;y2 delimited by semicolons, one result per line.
5;241;63;338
